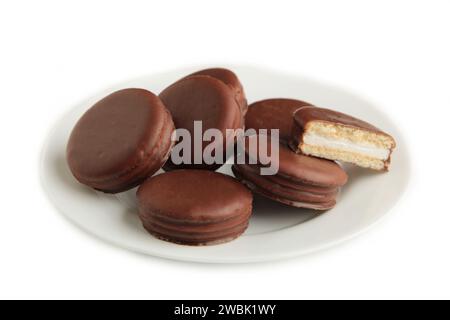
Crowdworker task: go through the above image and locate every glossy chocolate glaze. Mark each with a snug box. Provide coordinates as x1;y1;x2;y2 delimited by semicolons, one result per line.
242;135;348;187
186;68;247;115
67;88;174;193
236;164;339;195
233;165;339;203
160;75;241;170
245;99;312;141
232;166;336;210
293;106;390;135
145;224;248;246
137;170;253;245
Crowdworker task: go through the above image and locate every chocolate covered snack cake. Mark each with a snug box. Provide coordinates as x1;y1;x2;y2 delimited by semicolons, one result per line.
67;88;175;193
290;107;396;170
137;170;253;246
160;74;243;171
233;135;348;210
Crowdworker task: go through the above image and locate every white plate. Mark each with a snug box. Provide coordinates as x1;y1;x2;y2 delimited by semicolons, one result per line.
40;65;410;263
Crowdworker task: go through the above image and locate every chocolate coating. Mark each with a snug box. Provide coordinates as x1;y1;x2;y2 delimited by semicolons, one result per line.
232;166;337;210
160;75;242;170
137;170;253;246
236;164;339;195
233;165;338;203
293;106;388;135
245;99;312;142
243;135;348;187
232;135;347;210
67;88;175;193
186;68;247;115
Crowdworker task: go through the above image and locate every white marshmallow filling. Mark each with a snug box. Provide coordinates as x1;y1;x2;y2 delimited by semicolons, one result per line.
303;133;390;160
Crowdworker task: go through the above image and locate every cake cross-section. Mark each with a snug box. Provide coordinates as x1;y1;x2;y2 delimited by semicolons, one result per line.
290;107;396;170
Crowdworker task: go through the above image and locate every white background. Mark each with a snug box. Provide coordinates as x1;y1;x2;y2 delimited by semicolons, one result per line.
1;0;449;299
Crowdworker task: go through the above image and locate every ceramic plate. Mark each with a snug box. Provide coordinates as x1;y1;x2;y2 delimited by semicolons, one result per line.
40;65;410;263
